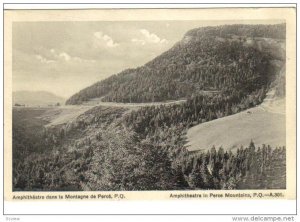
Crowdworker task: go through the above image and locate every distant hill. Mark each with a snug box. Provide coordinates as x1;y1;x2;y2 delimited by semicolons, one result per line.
13;91;65;107
66;24;285;105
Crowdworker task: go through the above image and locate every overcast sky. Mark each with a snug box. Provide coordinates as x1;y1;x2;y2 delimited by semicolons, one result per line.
12;20;283;98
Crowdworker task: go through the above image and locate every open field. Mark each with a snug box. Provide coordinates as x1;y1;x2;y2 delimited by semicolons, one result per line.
14;98;187;128
38;106;92;127
186;98;286;152
39;98;187;127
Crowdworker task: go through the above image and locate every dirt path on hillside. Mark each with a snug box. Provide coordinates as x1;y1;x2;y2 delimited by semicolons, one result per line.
41;98;187;127
81;98;187;107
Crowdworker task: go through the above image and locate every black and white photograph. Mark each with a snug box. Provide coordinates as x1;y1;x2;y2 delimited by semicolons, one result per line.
2;4;298;220
11;18;288;192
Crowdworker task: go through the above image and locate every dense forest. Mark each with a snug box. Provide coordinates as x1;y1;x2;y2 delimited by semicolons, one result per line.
13;24;286;191
66;24;285;105
13;104;285;191
13;121;286;191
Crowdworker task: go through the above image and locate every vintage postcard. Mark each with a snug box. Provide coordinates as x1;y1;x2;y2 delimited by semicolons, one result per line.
3;7;296;202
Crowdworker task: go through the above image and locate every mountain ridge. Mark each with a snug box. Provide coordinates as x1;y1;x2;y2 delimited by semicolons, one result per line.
66;23;285;105
12;24;287;191
13;90;65;107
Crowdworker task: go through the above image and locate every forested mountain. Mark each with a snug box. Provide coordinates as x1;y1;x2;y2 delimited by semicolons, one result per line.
13;24;286;191
66;24;285;105
13;91;65;107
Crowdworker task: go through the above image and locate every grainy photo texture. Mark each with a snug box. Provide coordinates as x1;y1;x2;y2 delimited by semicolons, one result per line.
11;16;288;192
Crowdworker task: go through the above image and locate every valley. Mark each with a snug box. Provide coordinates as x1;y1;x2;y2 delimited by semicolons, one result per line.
13;24;287;191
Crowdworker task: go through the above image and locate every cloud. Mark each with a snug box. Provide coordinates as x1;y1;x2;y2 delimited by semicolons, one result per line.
35;54;55;64
132;29;168;45
50;49;95;63
94;32;119;48
59;52;71;61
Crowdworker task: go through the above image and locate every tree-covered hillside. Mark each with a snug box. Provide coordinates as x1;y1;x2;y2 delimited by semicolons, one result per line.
66;24;285;105
13;106;286;191
13;24;286;191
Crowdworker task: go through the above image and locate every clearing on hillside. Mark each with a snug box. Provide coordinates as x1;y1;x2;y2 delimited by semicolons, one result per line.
186;99;286;152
